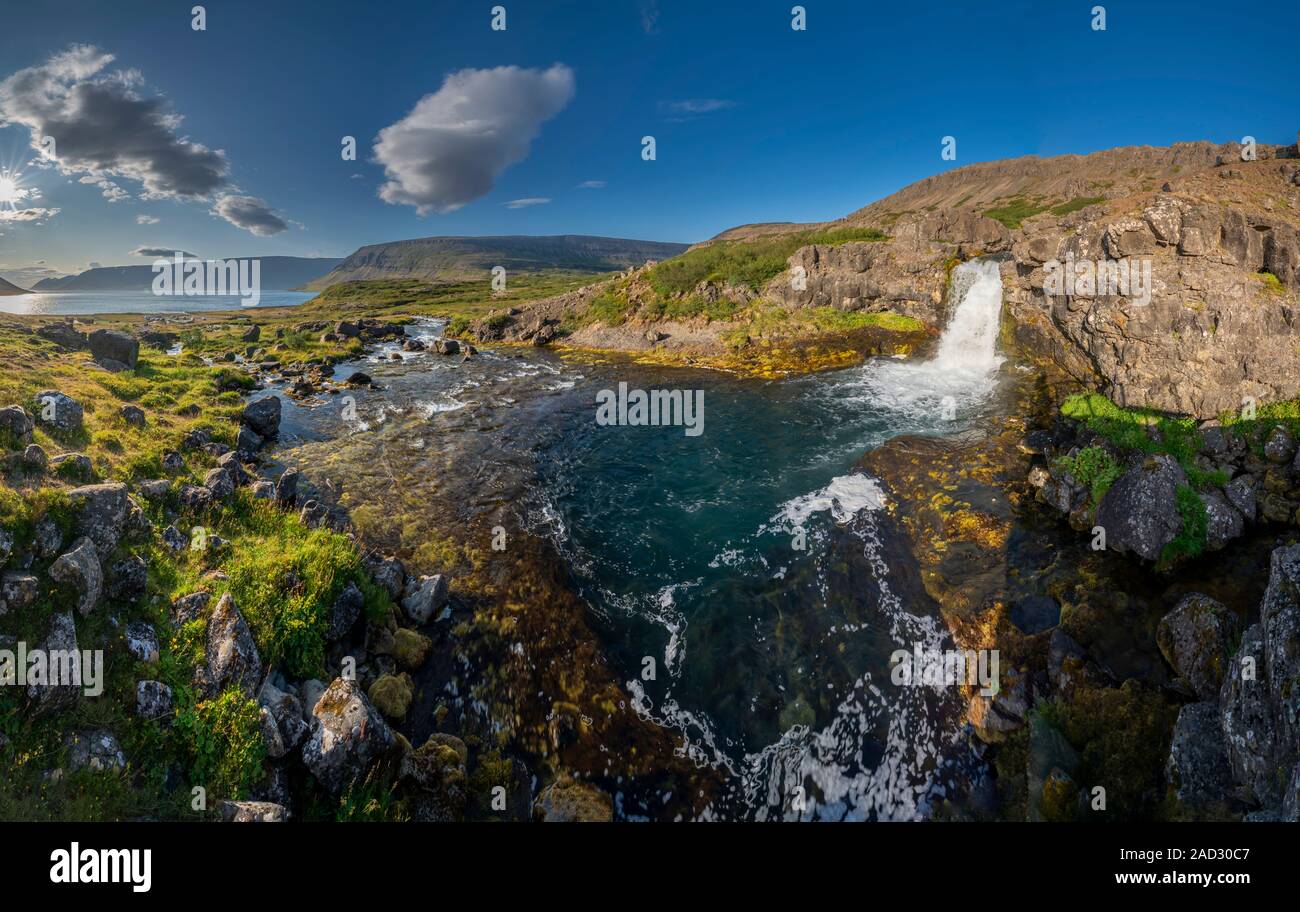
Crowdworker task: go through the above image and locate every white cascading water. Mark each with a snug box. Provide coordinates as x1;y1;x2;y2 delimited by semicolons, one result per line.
822;256;1006;417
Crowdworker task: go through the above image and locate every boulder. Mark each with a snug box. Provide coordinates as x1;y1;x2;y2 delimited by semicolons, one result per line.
327;581;364;642
34;390;83;432
1224;475;1257;521
124;621;159;664
119;405;146;428
236;425;264;456
49;537;103;617
1259;544;1300;757
136;680;174;721
195;593;262;699
534;777;614;823
0;571;40;616
66;483;129;558
0;405;34;444
1264;426;1296;464
106;554;147;603
300;676;396;794
1201;490;1244;551
26;612;81;715
366;555;405;601
274;468;299;509
88;329;139;370
240;396;282;439
0;529;12;571
1219;624;1278;806
65;729;127;774
170;590;211;627
1094;455;1187;561
400;734;468;822
22;443;48;471
36;322;87;350
258;679;308;760
393;628;432;670
1165;702;1231;807
203;466;235;501
50;453;94;481
218;800;287;823
1157;593;1238;700
968;666;1029;742
368;672;414;722
402;574;449;625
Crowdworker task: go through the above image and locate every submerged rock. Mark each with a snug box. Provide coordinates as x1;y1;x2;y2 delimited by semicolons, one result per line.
534;777;614;822
402;574;448;625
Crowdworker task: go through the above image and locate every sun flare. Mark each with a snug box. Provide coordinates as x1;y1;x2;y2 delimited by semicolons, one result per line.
0;174;21;204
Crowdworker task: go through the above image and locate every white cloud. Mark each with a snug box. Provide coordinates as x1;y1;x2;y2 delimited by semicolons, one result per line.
660;98;736;121
373;64;575;215
135;214;160;224
577;180;606;189
504;197;551;209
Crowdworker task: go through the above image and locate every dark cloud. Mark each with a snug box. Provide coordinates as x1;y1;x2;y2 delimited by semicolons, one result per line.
130;247;198;259
209;195;288;237
0;45;294;236
374;64;575;215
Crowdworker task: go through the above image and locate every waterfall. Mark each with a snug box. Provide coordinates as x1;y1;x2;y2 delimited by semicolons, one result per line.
929;258;1005;375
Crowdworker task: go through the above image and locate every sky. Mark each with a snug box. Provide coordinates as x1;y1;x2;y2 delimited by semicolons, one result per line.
1;0;1297;286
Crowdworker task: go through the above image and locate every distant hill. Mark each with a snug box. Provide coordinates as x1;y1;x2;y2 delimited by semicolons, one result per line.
0;275;31;296
32;256;343;292
304;235;691;289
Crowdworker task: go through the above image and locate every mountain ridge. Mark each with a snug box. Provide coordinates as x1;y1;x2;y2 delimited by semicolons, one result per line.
32;256;343;292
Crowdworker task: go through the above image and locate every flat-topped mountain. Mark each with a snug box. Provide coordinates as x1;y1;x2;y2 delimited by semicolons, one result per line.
304;234;691;289
33;256;343;292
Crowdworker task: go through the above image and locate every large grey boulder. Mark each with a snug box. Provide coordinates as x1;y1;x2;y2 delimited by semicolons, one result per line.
49;537;103;617
34;390;83;432
88;329;139;370
1095;455;1187;561
241;395;282;439
300;676;395;794
1223;475;1257;521
1166;702;1231;807
1219;625;1278;806
195;593;262;698
66;483;129;558
1157;593;1238;700
1201;490;1244;551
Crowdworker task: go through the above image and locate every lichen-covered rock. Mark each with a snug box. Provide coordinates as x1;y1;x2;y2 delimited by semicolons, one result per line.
1095;455;1187;561
1201;490;1244;551
327;581;363;642
0;571;39;616
258;679;308;760
119;404;146;428
1263;425;1296;464
534;776;615;822
34;390;83;432
203;466;235;501
300;676;396;794
26;611;81;716
218;800;287;822
968;666;1029;742
106;554;147;603
1156;593;1238;700
195;593;262;698
1259;544;1300;758
65;729;126;774
1166;702;1230;807
66;483;129;558
368;672;413;722
401;574;448;625
1219;624;1278;806
365;555;405;601
49;537;103;617
1223;475;1257;521
136;680;173;721
22;443;47;471
124;621;159;664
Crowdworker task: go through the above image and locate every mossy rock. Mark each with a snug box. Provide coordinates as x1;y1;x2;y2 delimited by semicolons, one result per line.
367;672;414;723
392;628;432;671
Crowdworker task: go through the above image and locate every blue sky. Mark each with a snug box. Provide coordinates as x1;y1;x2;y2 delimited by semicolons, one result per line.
1;0;1297;284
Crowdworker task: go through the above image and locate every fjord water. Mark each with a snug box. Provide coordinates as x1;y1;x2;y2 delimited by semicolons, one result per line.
0;290;313;315
274;258;1008;819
